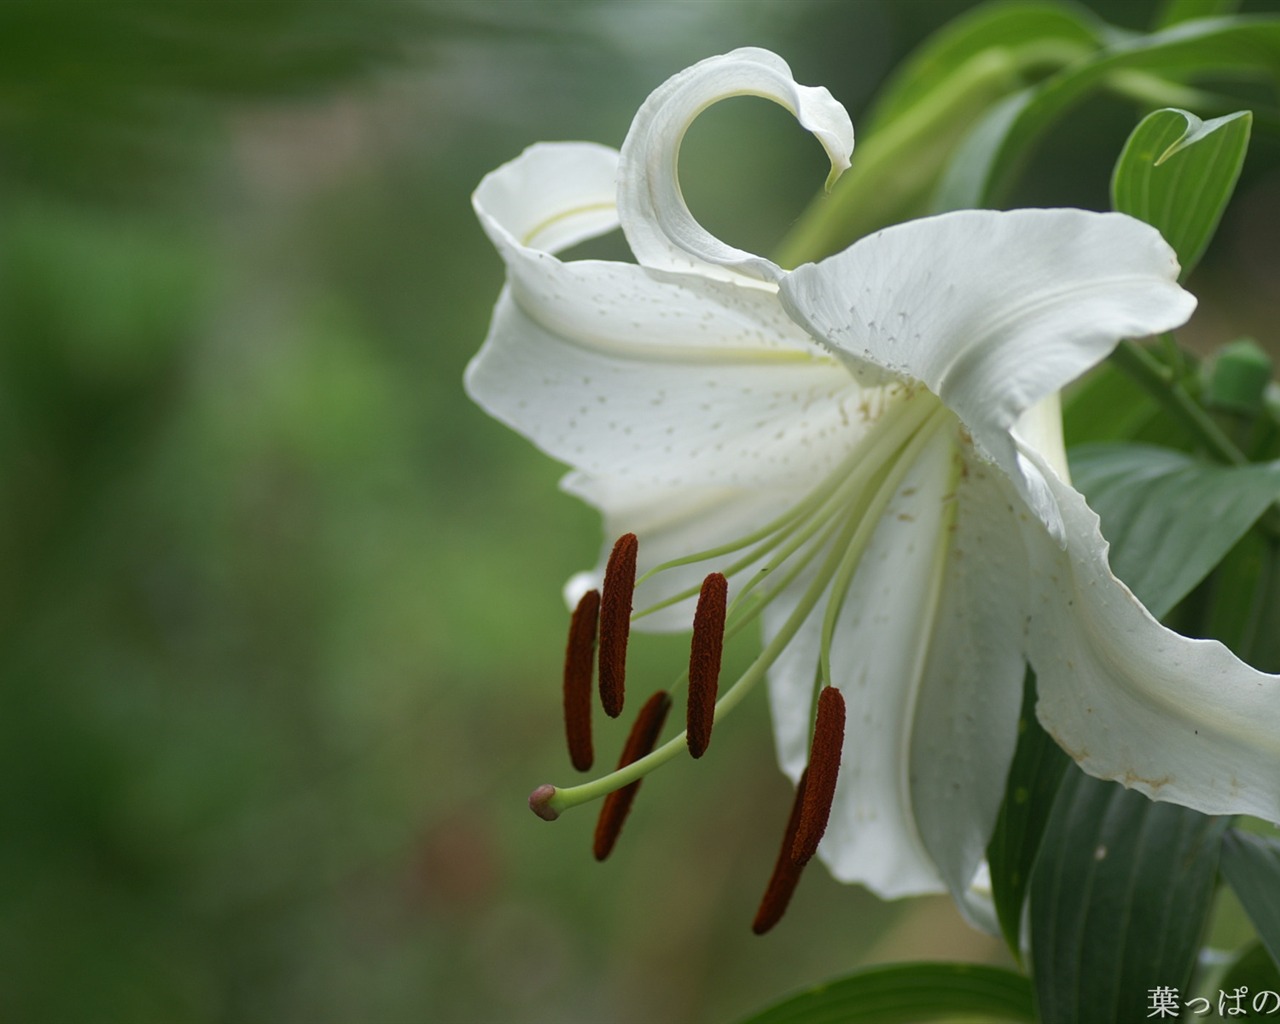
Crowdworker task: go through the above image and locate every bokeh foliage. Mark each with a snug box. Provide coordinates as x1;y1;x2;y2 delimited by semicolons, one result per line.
2;1;1278;1022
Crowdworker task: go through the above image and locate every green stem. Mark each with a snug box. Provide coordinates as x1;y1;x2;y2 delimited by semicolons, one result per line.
1110;339;1245;465
1111;339;1280;537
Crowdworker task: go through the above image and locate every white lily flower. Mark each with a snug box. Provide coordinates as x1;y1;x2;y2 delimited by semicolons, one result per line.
466;48;1280;918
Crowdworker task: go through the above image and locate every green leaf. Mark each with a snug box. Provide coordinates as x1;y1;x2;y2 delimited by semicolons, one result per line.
1063;361;1162;446
1216;941;1280;1003
1221;830;1280;969
1156;0;1243;29
940;16;1280;210
1028;771;1229;1024
1197;530;1280;671
866;2;1101;133
737;962;1035;1024
1068;444;1280;618
986;670;1069;962
1111;107;1251;277
777;2;1101;262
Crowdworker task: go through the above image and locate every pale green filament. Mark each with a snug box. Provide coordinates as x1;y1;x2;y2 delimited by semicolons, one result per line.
545;496;872;815
817;406;951;688
543;391;957;819
632;389;936;620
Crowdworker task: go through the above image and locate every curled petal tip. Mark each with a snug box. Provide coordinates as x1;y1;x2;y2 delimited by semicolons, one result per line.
617;47;852;284
529;784;560;821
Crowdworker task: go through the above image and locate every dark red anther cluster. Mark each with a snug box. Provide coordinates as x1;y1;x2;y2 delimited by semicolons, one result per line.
554;535;847;933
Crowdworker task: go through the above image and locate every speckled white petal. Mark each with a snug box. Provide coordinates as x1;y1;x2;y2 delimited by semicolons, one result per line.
1022;448;1280;821
764;424;962;898
907;451;1028;922
779;209;1196;533
561;470;802;631
617;47;853;284
473;141;620;255
469;135;870;491
466;262;869;490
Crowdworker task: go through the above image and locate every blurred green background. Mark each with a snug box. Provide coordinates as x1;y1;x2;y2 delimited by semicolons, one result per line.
2;1;1278;1021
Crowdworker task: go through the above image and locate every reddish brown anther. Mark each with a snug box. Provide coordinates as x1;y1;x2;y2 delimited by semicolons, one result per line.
792;686;846;866
598;533;638;719
752;768;810;935
686;572;727;759
593;690;671;861
563;589;600;772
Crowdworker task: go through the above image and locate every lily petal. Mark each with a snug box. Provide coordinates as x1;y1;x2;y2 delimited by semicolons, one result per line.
469;284;865;491
1023;447;1280;821
474;141;620;255
617;47;853;284
765;423;961;898
472;50;1279;932
562;470;802;630
779;209;1196;534
907;450;1028;913
468;143;868;492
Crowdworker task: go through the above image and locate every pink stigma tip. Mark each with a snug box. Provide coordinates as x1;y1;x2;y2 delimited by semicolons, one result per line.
528;784;560;821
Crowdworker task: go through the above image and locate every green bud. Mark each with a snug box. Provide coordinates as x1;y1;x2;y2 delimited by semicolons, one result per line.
1207;339;1273;417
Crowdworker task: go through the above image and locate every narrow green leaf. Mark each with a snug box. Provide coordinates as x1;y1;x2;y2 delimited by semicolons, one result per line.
986;670;1069;961
1063;359;1162;445
933;90;1035;216
737;962;1035;1024
940;16;1280;209
867;2;1101;133
1068;444;1280;618
1221;830;1280;969
1112;107;1251;277
1157;0;1243;29
777;2;1101;261
1216;941;1280;1000
1029;771;1229;1024
1198;531;1280;672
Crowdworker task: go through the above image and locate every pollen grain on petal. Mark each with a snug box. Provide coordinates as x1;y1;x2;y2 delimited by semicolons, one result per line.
687;572;728;759
564;589;600;772
593;689;671;861
752;768;809;936
599;533;639;719
792;686;846;866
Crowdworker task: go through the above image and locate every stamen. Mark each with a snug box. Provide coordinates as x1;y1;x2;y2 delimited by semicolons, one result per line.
630;392;936;625
687;572;727;759
593;690;671;861
598;533;638;719
563;589;600;772
792;686;846;866
541;501;881;819
752;768;809;935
